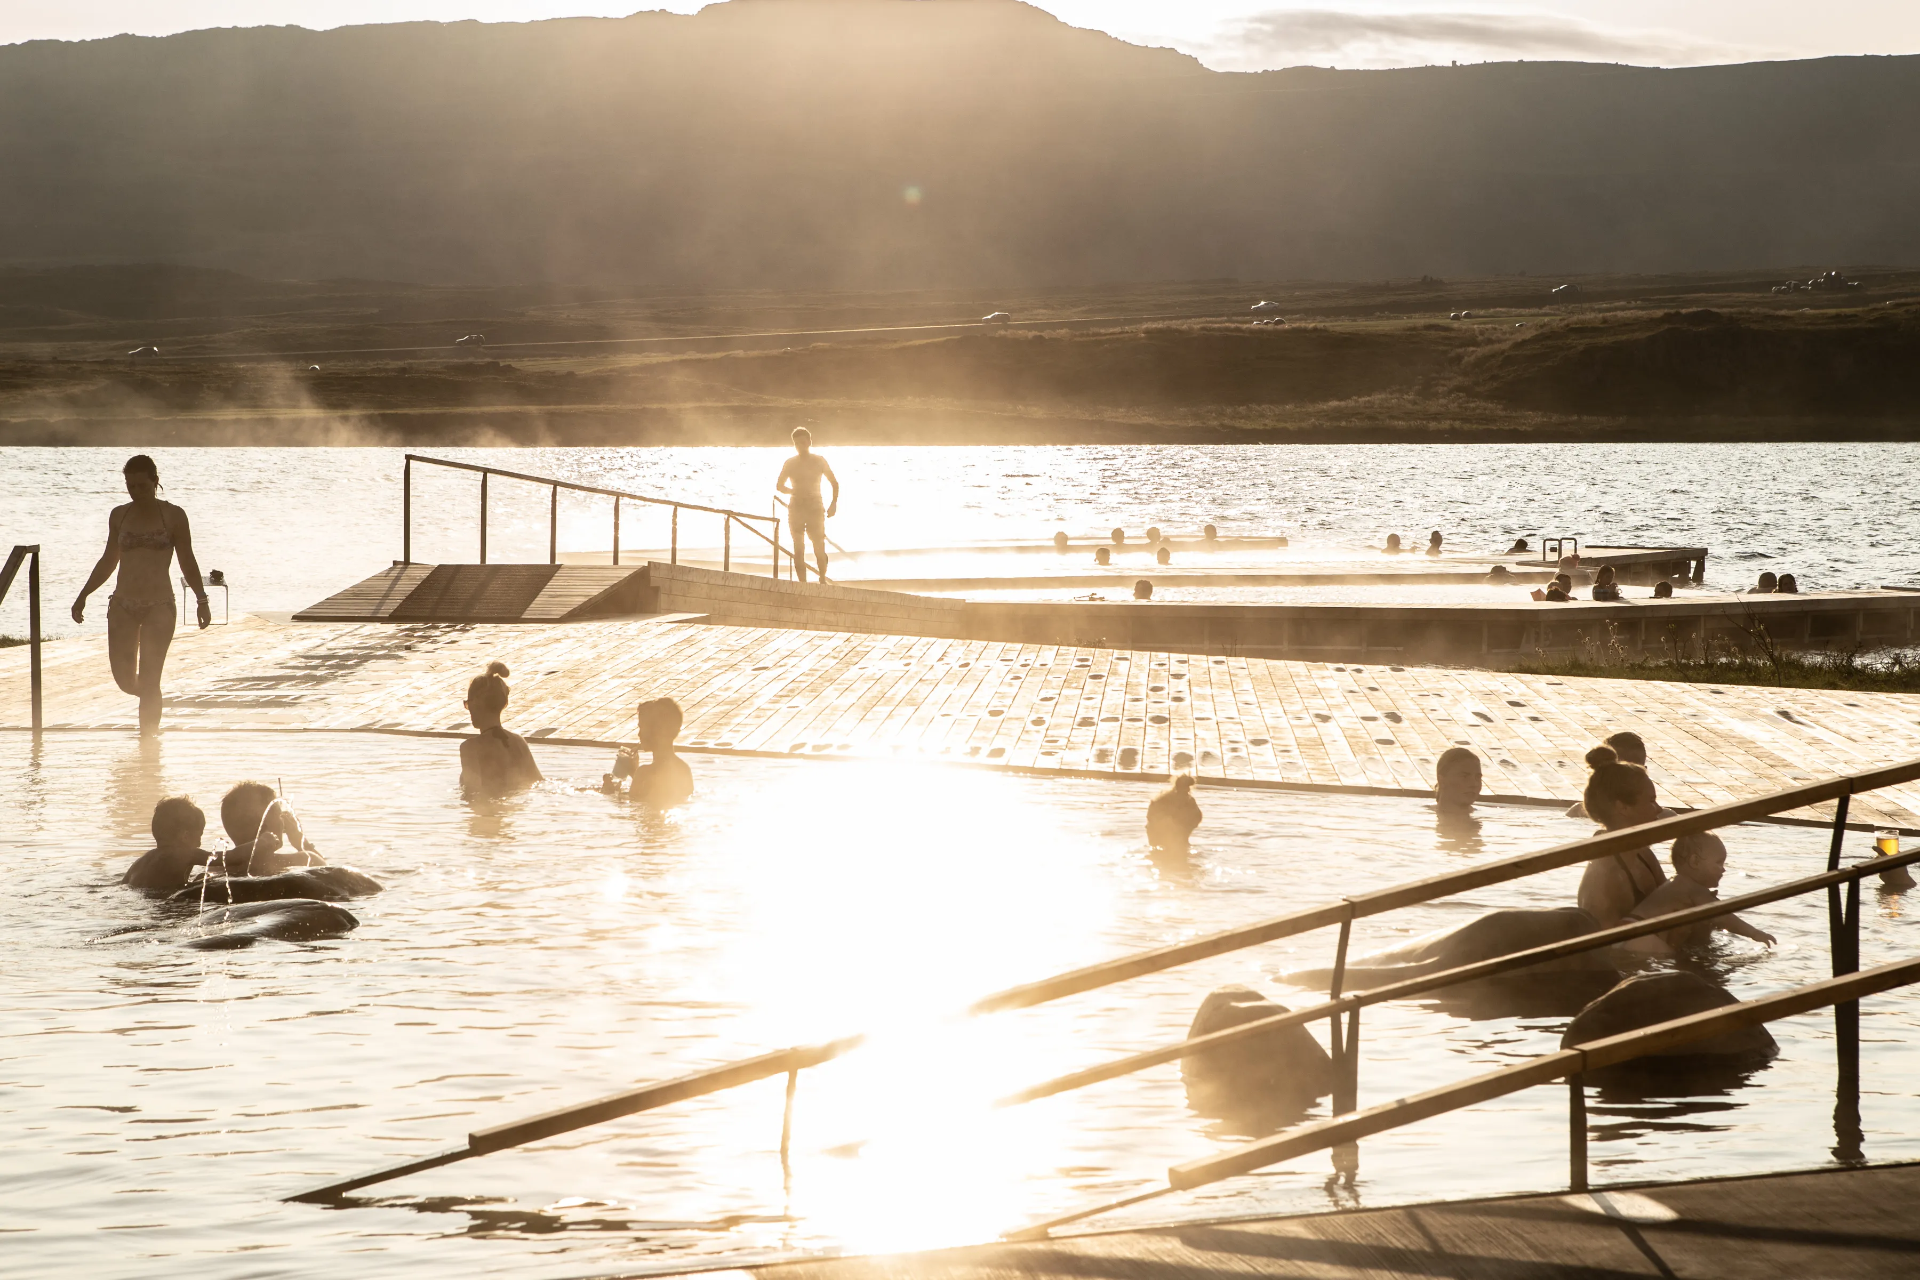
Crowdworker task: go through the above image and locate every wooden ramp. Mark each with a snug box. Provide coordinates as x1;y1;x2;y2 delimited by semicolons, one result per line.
294;563;659;623
745;1161;1920;1280
11;615;1920;828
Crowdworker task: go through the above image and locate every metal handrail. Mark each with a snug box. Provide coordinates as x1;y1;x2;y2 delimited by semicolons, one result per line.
0;545;43;731
289;753;1920;1205
401;454;781;578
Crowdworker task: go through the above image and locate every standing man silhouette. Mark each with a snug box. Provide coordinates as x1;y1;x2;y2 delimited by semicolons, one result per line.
776;427;839;583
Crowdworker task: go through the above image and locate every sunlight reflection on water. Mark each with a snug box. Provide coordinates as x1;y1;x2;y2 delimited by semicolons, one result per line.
5;729;1920;1278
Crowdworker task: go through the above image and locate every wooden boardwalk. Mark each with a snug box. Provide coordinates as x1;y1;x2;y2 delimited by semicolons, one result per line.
746;1161;1920;1280
7;614;1920;825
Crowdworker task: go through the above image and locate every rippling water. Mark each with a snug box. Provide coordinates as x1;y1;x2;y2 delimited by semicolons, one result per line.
5;442;1919;636
6;730;1919;1278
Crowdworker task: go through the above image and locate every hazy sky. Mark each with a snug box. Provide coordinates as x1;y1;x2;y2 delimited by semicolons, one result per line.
8;1;1920;68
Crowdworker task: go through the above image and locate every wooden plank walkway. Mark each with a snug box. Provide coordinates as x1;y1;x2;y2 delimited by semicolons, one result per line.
7;614;1920;826
743;1161;1920;1280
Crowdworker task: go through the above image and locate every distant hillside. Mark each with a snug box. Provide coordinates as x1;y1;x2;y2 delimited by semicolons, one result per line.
3;0;1920;290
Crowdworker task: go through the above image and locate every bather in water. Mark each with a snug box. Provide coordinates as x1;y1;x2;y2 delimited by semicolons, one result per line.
1575;745;1668;928
458;662;544;799
1621;832;1776;955
604;696;694;807
1146;774;1201;852
122;795;213;895
217;781;328;876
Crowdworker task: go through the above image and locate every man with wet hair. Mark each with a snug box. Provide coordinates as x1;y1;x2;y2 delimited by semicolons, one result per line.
776;427;839;584
603;697;694;806
1434;747;1483;811
123;795;213;894
219;780;324;876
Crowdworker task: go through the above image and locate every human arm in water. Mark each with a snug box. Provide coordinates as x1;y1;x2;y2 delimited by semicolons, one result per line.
170;505;212;630
1716;911;1776;946
72;506;124;624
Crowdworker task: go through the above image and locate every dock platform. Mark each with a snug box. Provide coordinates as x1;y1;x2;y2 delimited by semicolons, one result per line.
744;1160;1920;1280
9;612;1920;828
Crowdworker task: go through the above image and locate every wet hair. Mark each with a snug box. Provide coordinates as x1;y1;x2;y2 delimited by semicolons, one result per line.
123;454;159;479
1155;546;1171;565
151;795;205;845
1053;531;1069;549
1777;573;1799;593
1436;746;1481;777
1755;571;1777;591
1146;526;1162;543
1428;530;1442;544
1509;538;1529;552
636;695;684;743
1203;524;1218;540
1385;533;1401;549
1671;831;1726;872
1653;580;1674;598
1583;745;1655;824
1094;546;1111;565
1110;527;1125;544
221;780;277;838
1133;579;1153;600
467;661;511;714
1595;564;1617;585
1603;730;1647;766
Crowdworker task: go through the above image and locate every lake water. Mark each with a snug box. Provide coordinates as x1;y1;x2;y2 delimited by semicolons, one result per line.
5;442;1919;637
5;441;1920;1279
5;729;1918;1280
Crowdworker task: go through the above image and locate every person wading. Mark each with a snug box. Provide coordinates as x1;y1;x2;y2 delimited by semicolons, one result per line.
71;455;211;734
776;427;840;583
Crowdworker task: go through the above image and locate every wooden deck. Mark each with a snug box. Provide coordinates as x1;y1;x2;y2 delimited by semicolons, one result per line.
744;1160;1920;1280
8;613;1920;827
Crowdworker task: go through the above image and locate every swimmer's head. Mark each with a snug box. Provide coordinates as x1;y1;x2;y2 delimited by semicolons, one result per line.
1603;730;1647;767
1428;530;1442;545
151;795;205;849
1094;546;1111;565
1653;580;1674;598
1203;524;1218;541
1434;746;1483;811
1595;564;1617;586
1385;534;1401;550
1755;571;1777;592
466;661;511;729
1146;526;1162;543
1155;546;1170;565
636;696;684;750
221;781;279;847
1545;586;1569;601
1169;774;1194;794
122;453;160;500
791;427;812;453
1583;745;1659;830
1671;831;1728;887
1778;573;1799;593
1133;579;1153;600
1487;564;1512;578
1110;527;1125;545
1053;531;1069;551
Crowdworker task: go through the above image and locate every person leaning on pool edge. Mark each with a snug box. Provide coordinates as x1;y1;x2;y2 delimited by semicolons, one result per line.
459;662;543;799
1434;746;1483;811
71;454;211;734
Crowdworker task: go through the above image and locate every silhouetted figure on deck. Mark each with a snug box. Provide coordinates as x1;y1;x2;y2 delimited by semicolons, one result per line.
604;696;694;806
777;427;839;583
459;663;544;800
1147;775;1201;851
70;454;213;734
123;795;213;895
218;781;328;875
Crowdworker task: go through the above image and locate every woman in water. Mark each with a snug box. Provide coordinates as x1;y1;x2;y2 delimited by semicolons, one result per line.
1589;564;1621;601
71;455;211;733
1575;744;1668;927
459;662;544;798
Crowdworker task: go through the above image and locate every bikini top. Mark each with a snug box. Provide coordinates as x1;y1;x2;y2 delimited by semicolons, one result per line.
120;512;174;551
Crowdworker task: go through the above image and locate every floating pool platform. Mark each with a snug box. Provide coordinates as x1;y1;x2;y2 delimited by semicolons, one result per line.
11;606;1920;828
740;1160;1920;1280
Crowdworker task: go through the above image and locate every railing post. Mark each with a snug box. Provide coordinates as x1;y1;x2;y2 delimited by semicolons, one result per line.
771;519;780;580
1327;915;1352;1070
780;1069;799;1169
613;498;621;567
28;547;42;733
479;471;489;565
1568;1075;1589;1192
549;483;558;566
402;456;412;565
671;506;678;566
723;516;731;573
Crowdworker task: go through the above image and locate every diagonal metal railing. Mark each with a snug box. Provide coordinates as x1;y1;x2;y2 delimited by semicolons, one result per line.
1;544;44;731
401;454;784;576
290;754;1920;1211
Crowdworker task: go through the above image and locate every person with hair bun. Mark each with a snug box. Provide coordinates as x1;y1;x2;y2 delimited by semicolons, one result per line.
603;696;693;805
459;662;543;798
1575;743;1668;926
71;454;211;733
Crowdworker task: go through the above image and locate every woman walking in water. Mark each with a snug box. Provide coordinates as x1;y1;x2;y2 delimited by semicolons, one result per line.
71;455;210;734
